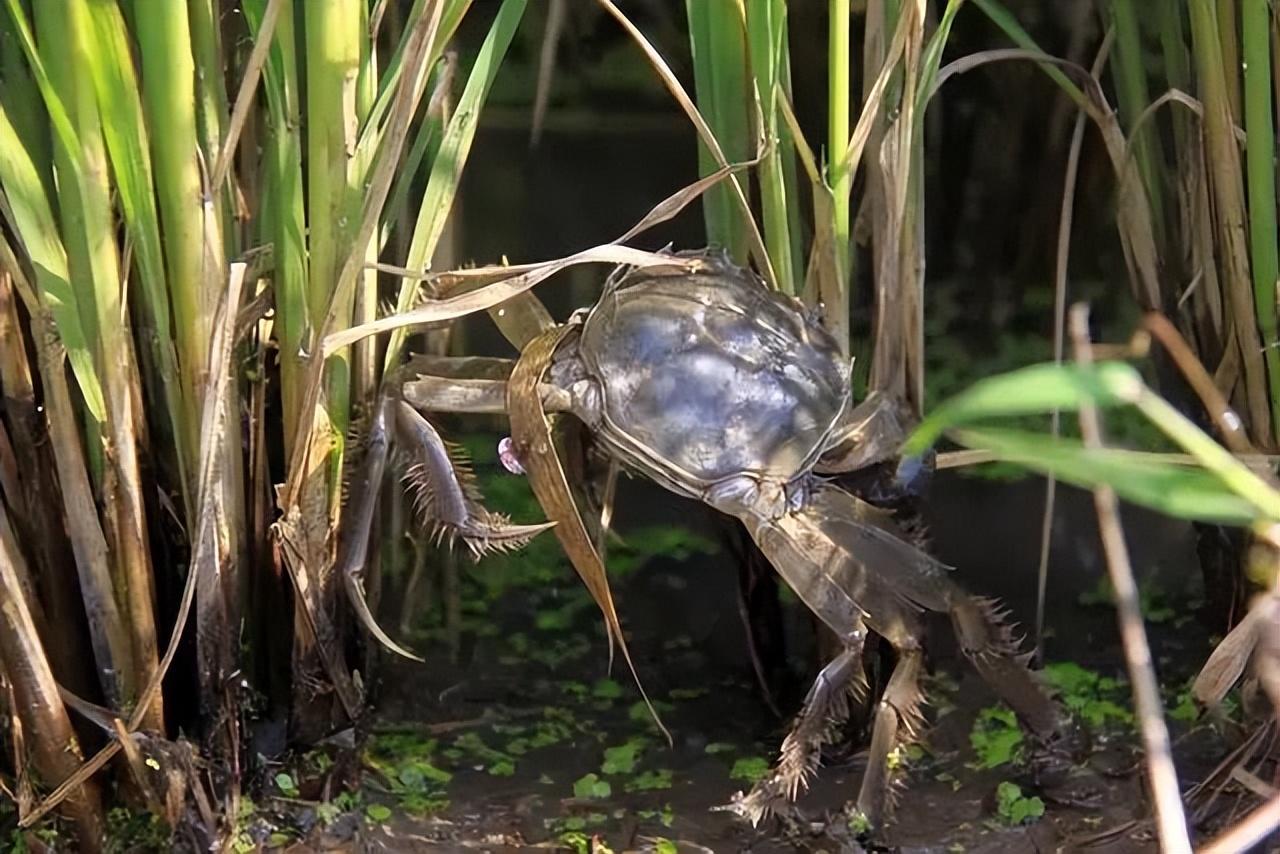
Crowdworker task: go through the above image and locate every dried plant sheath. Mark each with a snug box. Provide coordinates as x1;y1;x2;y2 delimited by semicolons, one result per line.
0;503;104;845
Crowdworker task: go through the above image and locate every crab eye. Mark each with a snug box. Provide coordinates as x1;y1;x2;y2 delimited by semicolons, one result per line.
498;436;526;475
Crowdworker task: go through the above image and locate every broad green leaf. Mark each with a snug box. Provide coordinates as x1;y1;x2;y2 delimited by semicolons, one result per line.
904;361;1143;454
687;0;751;266
385;0;528;370
950;427;1260;524
0;101;105;422
83;0;188;488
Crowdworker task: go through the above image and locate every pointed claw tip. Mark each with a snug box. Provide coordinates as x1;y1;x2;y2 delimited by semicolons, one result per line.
343;574;425;663
458;517;556;558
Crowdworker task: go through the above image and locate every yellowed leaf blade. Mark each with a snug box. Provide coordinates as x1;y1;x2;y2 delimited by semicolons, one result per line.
507;326;670;744
1192;605;1262;706
322;246;704;356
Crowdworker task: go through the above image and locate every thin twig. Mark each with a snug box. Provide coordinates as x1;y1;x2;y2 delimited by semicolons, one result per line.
1069;303;1191;854
212;0;283;192
1198;792;1280;854
1035;38;1099;660
1139;313;1260;460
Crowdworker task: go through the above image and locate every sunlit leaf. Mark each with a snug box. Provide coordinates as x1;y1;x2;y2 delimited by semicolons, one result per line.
949;427;1258;524
904;361;1143;454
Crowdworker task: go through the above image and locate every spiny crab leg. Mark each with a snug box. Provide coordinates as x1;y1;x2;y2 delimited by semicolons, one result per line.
392;402;555;554
732;627;870;818
735;482;1067;831
336;394;423;661
338;369;558;661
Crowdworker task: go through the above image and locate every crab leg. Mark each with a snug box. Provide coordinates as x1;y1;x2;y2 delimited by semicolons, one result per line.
738;481;1067;831
799;483;1063;738
338;359;559;658
816;390;916;476
734;628;869;820
856;644;926;828
335;394;424;660
735;497;929;829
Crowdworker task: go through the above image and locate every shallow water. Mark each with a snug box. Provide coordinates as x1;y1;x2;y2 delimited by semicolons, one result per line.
278;469;1243;853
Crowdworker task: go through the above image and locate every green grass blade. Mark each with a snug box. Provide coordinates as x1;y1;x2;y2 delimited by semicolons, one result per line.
0;8;52;203
25;0;163;726
904;361;1144;454
245;0;308;451
828;0;851;288
747;0;797;295
359;0;470;146
134;1;206;421
1134;388;1280;520
385;0;528;370
1110;0;1167;250
970;0;1088;109
917;0;964;112
186;0;231;234
306;0;365;449
950;427;1260;525
685;0;750;264
84;0;189;500
0;102;106;423
1242;0;1280;431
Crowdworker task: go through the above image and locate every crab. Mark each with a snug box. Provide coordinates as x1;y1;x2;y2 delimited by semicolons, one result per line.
341;248;1072;835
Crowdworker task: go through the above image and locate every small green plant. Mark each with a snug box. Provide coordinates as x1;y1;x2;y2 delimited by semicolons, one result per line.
601;739;647;775
1042;662;1134;729
935;771;963;792
364;733;452;816
1078;576;1176;624
273;772;300;798
364;803;393;824
104;807;170;853
969;706;1024;769
729;756;771;784
593;678;624;700
994;781;1044;826
636;804;676;828
629;700;675;727
626;769;674;792
573;773;612;800
1168;689;1200;723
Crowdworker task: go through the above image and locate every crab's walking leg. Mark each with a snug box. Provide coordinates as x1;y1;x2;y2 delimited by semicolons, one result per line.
854;636;926;828
948;596;1062;738
392;361;565;555
735;626;868;820
803;483;1064;740
741;482;1068;832
335;394;424;660
736;503;931;829
340;359;561;656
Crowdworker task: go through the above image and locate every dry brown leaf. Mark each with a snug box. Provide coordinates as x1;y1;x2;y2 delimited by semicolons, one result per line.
506;326;670;744
323;246;705;355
